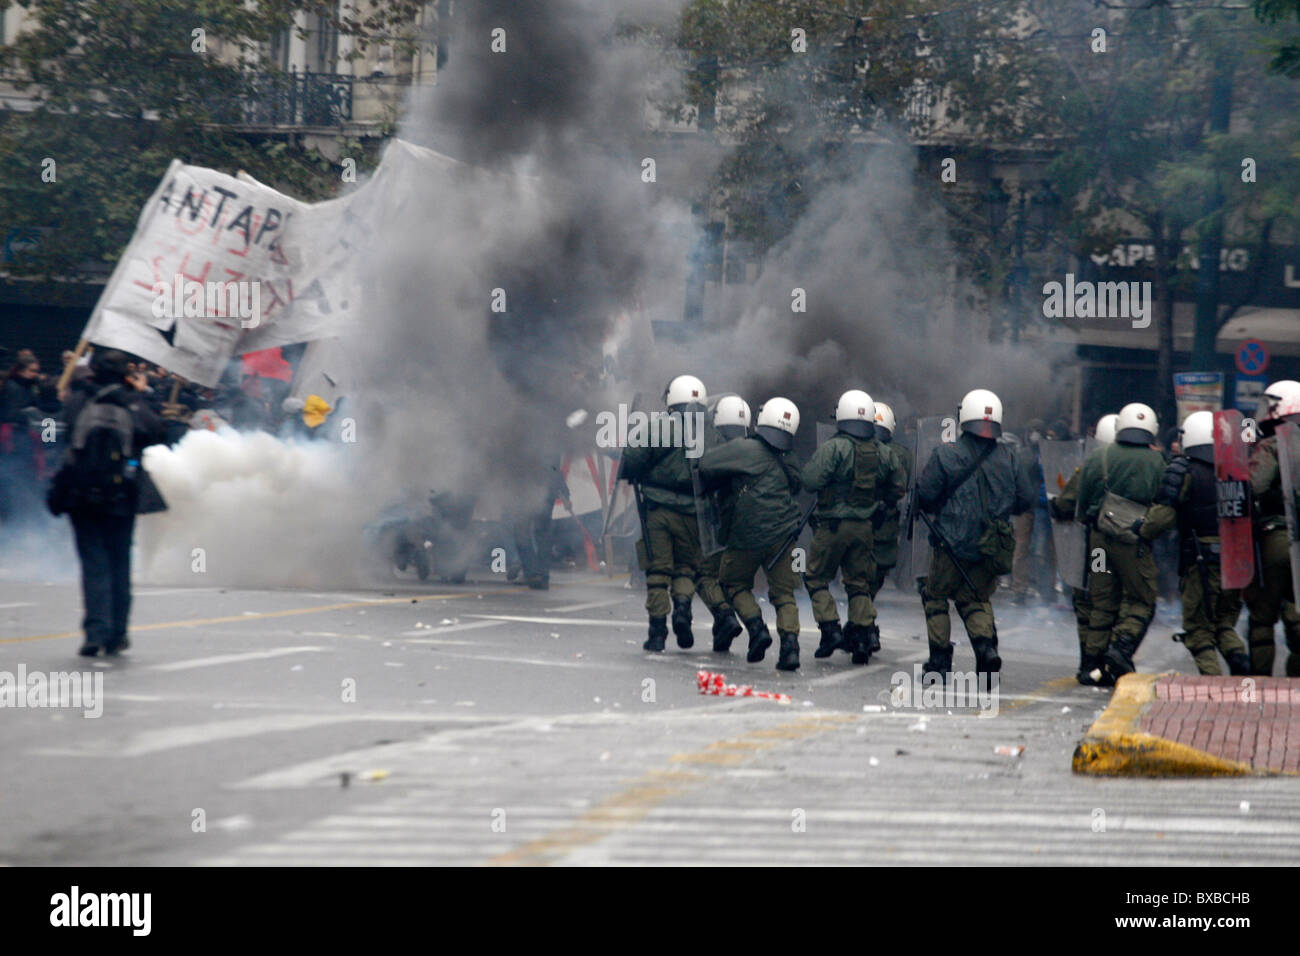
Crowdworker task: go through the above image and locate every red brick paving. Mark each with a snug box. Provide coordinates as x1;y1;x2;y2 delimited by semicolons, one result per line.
1139;675;1300;772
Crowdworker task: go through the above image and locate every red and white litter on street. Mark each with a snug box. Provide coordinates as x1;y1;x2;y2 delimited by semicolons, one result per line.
697;670;792;704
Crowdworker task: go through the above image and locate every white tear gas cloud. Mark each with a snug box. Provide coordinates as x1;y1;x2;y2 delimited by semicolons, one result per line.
137;429;376;587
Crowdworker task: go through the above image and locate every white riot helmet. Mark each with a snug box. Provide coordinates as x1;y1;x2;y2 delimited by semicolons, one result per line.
1180;410;1214;463
665;374;706;411
1116;402;1158;445
1257;380;1300;433
835;389;875;439
1094;413;1118;446
874;402;896;442
756;397;800;451
958;388;1003;439
713;394;751;441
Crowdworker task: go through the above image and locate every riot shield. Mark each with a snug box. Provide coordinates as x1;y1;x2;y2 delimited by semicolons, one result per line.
1213;409;1254;590
904;416;947;583
1274;422;1300;603
1038;438;1087;590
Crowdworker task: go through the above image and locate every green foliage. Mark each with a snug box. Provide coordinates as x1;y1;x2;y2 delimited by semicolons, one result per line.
672;0;1053;253
1255;0;1300;77
0;0;415;284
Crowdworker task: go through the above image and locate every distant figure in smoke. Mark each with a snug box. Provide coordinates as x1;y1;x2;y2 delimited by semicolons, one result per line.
510;461;570;590
0;354;59;527
47;350;167;657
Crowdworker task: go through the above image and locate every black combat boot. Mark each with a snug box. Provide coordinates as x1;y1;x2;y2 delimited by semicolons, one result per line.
866;624;881;654
1226;650;1253;676
1077;652;1106;686
711;608;743;652
814;621;843;658
971;636;1002;675
671;597;694;649
845;623;872;665
744;617;773;663
1103;636;1140;680
643;616;668;652
776;633;800;671
921;642;953;678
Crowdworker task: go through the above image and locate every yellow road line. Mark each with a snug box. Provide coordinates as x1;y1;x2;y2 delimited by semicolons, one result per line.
1000;675;1079;712
486;715;855;866
0;591;485;645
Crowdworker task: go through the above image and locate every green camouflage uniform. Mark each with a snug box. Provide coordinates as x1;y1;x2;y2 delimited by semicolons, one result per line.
800;431;906;629
1076;441;1167;664
699;436;803;639
916;432;1034;670
870;439;910;597
620;413;701;619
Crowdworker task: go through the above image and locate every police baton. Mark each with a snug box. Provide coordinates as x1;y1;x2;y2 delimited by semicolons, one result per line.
916;508;980;596
764;499;817;574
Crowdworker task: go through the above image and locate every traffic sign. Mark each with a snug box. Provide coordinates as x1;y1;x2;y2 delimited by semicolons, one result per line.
1236;339;1270;376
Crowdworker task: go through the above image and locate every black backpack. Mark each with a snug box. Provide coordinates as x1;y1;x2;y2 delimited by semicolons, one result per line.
48;387;136;515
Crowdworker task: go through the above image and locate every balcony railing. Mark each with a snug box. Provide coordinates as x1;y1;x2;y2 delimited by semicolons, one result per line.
214;69;355;128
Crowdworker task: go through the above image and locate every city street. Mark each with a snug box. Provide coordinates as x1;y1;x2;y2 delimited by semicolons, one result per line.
3;571;1296;866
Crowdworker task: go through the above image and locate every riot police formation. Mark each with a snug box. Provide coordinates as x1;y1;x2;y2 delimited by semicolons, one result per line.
619;376;1300;681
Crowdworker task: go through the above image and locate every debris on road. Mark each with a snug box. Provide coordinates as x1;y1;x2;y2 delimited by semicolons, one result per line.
994;745;1026;758
696;670;791;704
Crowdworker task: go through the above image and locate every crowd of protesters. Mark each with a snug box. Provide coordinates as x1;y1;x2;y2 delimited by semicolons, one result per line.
0;343;341;534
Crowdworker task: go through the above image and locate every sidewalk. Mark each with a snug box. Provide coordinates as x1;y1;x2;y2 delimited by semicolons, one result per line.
1073;673;1300;777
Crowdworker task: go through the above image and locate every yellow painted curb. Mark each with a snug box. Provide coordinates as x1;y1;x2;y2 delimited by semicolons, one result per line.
1071;672;1257;778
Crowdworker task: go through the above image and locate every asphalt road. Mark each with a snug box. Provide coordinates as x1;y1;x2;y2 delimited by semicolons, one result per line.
2;567;1298;866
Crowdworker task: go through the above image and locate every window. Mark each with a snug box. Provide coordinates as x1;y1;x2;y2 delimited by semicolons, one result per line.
316;13;339;73
269;27;290;71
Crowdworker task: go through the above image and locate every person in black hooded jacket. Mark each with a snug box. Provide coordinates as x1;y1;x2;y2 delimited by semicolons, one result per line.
57;350;167;657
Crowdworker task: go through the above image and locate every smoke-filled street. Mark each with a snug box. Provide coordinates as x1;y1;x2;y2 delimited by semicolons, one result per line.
4;574;1297;866
5;0;1300;927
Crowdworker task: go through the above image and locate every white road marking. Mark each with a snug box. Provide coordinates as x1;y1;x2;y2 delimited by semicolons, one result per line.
230;701;768;790
400;620;505;637
544;599;623;613
421;648;593;669
466;614;633;627
149;646;327;672
32;712;497;758
806;667;874;688
132;588;217;598
0;602;35;609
